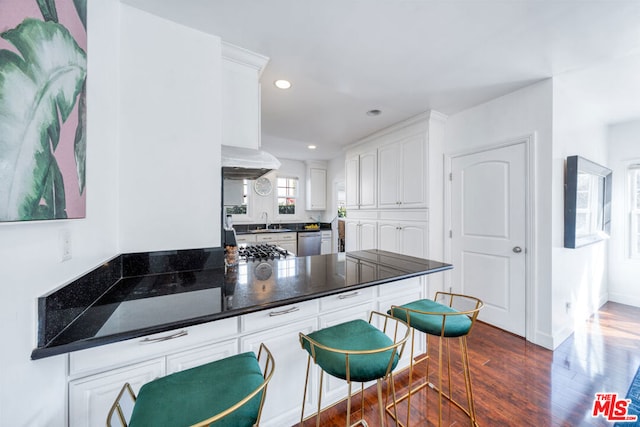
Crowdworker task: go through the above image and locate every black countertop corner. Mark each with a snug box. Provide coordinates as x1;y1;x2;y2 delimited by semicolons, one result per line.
31;248;451;360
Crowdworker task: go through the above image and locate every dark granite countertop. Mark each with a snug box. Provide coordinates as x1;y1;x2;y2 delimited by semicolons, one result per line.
233;222;331;234
31;248;451;360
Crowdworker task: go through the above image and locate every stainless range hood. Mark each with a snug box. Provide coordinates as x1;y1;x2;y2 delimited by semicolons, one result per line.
221;145;281;180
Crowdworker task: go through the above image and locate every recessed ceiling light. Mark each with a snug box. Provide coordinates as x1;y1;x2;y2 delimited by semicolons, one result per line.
308;145;317;150
366;109;382;116
274;79;292;89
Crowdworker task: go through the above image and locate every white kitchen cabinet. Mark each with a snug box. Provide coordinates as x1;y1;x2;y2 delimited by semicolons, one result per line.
378;221;428;258
68;318;239;426
68;338;240;427
69;358;165;427
378;134;427;209
241;318;319;427
345;220;377;252
306;164;327;211
221;42;269;149
236;234;257;244
345;150;377;210
256;231;297;255
320;230;332;254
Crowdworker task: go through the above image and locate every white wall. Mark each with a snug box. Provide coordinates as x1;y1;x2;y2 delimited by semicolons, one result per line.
0;3;227;425
608;120;640;307
550;75;610;345
444;79;554;348
118;5;222;252
0;1;121;425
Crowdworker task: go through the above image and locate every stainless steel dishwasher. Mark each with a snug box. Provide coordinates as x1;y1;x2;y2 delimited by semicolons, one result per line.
297;231;322;256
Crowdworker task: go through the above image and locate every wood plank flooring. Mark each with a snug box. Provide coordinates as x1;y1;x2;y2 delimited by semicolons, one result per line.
296;302;640;426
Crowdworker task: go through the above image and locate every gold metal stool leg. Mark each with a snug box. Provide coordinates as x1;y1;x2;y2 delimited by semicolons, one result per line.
386;294;483;427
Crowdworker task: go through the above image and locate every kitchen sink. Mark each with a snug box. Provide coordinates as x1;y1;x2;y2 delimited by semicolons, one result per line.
249;228;292;233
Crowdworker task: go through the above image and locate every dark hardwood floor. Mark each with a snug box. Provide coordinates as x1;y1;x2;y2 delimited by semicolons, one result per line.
297;302;640;426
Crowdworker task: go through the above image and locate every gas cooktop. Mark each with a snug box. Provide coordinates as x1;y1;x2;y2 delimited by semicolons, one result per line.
238;243;292;262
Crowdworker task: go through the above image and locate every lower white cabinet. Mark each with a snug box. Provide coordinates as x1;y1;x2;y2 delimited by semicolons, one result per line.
69;358;165;427
67;318;239;427
66;278;426;427
68;339;239;427
257;232;297;255
320;230;332;254
241;318;318;427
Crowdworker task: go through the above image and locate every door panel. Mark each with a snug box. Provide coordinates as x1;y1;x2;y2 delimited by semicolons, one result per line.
451;143;526;336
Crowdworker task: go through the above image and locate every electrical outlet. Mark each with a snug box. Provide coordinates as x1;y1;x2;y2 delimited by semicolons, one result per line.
60;230;72;262
565;302;572;313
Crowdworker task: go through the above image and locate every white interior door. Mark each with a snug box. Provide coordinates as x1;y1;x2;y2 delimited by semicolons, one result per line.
450;142;527;336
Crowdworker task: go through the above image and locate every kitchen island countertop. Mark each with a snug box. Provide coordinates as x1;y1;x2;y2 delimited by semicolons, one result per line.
31;248;451;359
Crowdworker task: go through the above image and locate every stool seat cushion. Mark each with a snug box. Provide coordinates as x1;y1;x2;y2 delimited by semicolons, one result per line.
129;351;264;427
390;299;472;337
301;319;399;383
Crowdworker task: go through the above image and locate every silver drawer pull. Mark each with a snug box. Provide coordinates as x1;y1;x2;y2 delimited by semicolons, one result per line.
139;330;188;344
338;291;360;299
269;306;300;317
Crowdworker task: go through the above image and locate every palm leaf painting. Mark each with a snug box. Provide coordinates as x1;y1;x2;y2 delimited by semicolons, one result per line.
0;0;87;222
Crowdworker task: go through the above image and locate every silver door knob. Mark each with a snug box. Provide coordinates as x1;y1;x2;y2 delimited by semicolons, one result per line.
513;246;523;253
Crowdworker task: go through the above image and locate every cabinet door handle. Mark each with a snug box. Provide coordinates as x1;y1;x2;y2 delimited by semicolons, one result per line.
269;306;300;317
139;330;188;344
338;291;360;299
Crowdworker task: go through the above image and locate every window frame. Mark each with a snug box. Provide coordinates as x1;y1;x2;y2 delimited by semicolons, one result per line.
629;165;640;258
276;176;298;217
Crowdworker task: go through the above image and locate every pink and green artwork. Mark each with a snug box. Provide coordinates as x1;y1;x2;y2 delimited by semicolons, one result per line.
0;0;87;221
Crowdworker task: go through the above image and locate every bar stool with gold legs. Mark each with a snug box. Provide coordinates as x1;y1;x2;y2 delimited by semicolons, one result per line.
107;343;275;427
387;292;483;427
299;311;410;427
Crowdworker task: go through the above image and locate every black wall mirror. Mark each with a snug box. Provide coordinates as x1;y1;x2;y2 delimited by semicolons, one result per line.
564;156;612;248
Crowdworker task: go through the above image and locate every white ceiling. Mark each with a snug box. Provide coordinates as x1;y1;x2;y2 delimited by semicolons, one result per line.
123;0;640;160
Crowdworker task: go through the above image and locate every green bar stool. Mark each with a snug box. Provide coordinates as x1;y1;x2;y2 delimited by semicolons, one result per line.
106;343;275;427
299;311;410;427
388;292;483;427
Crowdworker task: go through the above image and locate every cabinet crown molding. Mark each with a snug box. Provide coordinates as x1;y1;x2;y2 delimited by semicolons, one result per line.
345;109;447;153
222;41;270;76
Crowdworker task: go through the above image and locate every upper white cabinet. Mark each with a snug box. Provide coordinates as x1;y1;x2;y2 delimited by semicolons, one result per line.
378;134;427;209
345;149;377;210
221;42;269;149
306;161;327;211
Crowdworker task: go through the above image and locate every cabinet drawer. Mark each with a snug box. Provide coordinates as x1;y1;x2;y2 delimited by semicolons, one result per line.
278;232;297;241
69;317;239;378
256;234;278;242
319;287;375;312
236;234;257;244
377;277;422;297
241;299;319;333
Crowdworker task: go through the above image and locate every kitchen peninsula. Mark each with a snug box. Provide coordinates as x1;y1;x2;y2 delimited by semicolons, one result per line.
33;247;451;426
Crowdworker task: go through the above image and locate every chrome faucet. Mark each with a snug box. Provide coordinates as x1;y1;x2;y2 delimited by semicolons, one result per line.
261;211;270;229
